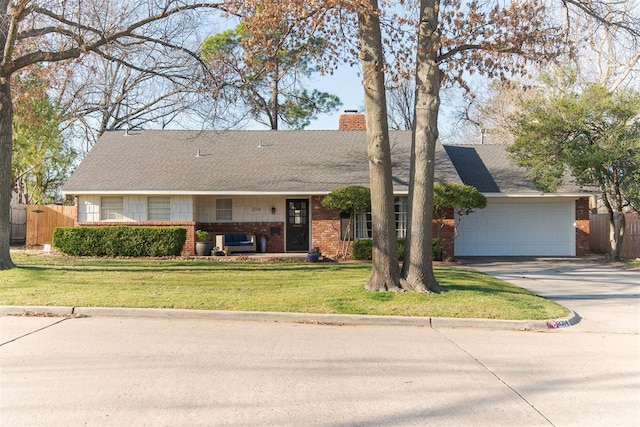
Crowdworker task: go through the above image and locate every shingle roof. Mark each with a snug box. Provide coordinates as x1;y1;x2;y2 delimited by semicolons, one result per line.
443;144;587;194
63;130;461;194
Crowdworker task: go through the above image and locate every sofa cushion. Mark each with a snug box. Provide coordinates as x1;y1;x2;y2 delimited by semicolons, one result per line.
225;233;247;243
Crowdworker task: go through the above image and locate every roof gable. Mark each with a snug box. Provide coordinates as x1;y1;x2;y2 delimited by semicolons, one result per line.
444;144;587;194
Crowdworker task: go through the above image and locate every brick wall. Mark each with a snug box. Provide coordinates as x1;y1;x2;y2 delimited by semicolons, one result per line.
575;197;590;256
311;196;342;255
77;221;196;256
338;113;366;130
434;210;455;260
311;196;456;260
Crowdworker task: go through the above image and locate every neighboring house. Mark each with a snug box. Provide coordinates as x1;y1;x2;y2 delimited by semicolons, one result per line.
62;113;592;257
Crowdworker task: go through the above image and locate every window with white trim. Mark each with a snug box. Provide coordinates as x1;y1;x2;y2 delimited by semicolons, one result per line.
216;198;232;221
354;213;372;239
148;196;170;221
394;197;408;237
354;196;408;239
100;196;124;221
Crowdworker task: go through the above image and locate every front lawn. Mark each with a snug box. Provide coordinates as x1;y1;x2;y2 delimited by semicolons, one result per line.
0;251;569;320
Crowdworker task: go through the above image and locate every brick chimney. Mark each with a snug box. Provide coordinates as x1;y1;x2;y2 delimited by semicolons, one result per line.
338;110;366;130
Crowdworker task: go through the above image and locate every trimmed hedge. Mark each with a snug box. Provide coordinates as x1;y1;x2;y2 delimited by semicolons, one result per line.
52;226;187;257
351;238;440;261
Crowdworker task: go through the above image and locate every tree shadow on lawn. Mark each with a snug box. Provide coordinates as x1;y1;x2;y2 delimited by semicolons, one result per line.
436;269;535;297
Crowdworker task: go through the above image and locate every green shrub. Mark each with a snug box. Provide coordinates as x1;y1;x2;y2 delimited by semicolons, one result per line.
351;238;373;260
53;226;186;257
351;237;440;261
432;238;441;261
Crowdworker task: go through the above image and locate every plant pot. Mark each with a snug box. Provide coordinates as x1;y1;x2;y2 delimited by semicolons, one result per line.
306;253;319;263
195;242;214;256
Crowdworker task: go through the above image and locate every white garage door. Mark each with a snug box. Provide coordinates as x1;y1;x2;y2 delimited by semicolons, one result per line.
455;200;575;256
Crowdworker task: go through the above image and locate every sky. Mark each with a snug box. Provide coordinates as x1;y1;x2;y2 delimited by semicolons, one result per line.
306;66;366;130
303;63;474;144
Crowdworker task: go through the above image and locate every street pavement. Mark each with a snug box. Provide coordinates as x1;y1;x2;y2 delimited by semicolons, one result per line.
1;258;639;426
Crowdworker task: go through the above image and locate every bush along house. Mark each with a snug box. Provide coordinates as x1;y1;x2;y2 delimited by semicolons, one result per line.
62;112;593;258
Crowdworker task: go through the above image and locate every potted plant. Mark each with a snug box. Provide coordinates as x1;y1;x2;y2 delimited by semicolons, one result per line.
306;246;320;263
195;230;214;256
211;246;222;256
259;234;268;253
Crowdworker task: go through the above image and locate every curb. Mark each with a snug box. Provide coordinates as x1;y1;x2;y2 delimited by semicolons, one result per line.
0;306;581;332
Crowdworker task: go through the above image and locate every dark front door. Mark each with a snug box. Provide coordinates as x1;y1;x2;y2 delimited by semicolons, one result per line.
286;199;309;252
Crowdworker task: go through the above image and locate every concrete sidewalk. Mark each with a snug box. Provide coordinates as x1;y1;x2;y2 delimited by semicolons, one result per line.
0;304;579;331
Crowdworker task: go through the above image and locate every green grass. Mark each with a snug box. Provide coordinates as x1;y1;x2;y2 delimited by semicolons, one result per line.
0;250;570;320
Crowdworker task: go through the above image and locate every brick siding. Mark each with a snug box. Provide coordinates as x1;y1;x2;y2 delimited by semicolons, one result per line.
311;196;456;260
434;209;455;261
311;196;342;255
575;197;591;256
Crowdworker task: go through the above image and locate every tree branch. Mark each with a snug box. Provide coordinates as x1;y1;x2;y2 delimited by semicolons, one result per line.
8;2;224;73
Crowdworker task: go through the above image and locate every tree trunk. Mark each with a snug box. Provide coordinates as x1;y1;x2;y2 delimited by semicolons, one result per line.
269;62;279;130
0;2;16;270
357;0;401;292
0;78;15;270
609;212;625;261
401;0;442;293
602;191;625;261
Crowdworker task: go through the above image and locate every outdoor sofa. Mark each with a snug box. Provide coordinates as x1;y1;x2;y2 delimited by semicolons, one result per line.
215;233;257;253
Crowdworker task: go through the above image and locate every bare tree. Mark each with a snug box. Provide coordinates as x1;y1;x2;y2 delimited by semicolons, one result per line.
54;58;204;152
0;0;223;270
464;1;639;146
568;1;640;91
387;80;415;131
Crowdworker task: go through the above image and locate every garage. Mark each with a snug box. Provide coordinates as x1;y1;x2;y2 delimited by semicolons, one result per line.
455;199;576;256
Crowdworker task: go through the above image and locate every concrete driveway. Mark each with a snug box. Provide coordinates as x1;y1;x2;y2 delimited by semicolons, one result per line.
1;258;639;426
460;257;640;334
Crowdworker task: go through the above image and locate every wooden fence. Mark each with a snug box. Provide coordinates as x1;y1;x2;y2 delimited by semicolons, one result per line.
26;205;77;246
590;212;639;259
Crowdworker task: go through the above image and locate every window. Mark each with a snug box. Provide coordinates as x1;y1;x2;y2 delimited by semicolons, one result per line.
354;196;408;239
354;213;372;239
148;196;170;221
394;197;408;238
100;196;123;221
216;198;232;221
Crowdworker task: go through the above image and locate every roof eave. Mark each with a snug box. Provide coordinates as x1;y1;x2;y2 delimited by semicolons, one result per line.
482;192;594;198
64;190;337;197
